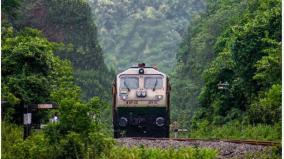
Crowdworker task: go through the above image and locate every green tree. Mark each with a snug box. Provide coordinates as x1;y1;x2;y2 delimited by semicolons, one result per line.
90;0;205;73
171;0;246;123
14;0;114;100
1;25;113;158
173;0;281;126
1;0;21;20
1;26;74;123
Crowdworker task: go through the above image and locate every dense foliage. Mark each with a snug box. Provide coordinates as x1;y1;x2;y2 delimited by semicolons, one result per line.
2;1;114;158
2;20;113;159
172;0;281;131
90;0;205;72
1;0;282;158
14;0;114;100
171;0;247;124
102;146;217;159
2;25;71;123
2;120;218;158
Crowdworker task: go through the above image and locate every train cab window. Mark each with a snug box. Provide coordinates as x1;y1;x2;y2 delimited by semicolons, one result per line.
144;77;163;89
120;77;139;89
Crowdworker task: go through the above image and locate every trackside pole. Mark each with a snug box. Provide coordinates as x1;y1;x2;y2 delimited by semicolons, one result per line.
23;105;32;139
174;130;178;138
23;103;58;139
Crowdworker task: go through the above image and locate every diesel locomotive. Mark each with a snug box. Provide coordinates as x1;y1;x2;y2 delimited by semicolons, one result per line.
112;63;170;138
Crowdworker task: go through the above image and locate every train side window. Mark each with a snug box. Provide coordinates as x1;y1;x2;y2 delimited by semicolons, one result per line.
144;77;163;89
120;77;139;89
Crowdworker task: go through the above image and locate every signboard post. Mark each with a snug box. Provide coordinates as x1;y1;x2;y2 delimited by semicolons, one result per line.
23;103;58;139
23;113;32;125
23;105;32;139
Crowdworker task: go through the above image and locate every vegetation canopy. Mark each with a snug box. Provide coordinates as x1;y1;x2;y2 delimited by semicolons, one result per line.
1;0;281;158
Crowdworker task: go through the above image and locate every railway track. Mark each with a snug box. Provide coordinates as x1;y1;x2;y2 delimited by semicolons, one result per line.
117;137;280;158
130;137;280;146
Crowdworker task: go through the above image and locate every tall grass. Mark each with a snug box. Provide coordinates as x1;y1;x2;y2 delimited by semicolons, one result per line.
187;121;281;141
1;122;24;158
102;146;218;159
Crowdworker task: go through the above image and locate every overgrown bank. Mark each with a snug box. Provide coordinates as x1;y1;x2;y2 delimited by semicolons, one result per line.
172;0;281;141
2;122;218;159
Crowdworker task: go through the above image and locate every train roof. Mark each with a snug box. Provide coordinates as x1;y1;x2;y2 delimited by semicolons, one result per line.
117;66;166;77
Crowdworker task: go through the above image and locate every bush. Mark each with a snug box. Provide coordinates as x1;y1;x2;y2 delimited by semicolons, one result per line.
1;122;52;159
249;84;281;124
2;122;23;159
57;132;85;159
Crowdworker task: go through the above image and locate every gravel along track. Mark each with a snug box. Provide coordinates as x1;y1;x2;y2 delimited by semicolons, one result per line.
116;138;273;158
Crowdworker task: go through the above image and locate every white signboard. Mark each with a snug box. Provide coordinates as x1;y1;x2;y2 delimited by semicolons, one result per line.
38;104;53;109
24;113;32;125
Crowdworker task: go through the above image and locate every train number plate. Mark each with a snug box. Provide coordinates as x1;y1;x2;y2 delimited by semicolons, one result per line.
126;100;138;104
148;101;158;104
125;101;159;104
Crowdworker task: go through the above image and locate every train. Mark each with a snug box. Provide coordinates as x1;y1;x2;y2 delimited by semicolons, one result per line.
112;63;170;138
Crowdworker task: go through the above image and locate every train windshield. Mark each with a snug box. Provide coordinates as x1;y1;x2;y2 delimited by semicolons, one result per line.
120;77;139;89
144;77;163;89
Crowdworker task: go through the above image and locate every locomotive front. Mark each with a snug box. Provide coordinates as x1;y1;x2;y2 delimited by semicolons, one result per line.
112;64;170;138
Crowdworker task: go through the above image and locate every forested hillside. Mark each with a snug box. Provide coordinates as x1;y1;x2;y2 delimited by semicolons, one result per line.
89;0;204;72
171;0;246;124
172;0;281;137
13;0;114;100
2;0;114;157
1;0;281;158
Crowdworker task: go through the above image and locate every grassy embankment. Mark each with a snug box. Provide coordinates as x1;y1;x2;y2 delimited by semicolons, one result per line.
2;122;217;159
187;121;281;142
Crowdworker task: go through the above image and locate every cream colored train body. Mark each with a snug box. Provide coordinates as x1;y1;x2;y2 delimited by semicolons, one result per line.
116;67;167;107
112;64;170;138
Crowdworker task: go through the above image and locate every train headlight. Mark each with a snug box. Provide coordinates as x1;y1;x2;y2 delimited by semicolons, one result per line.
119;117;128;127
120;94;128;100
141;91;146;97
136;90;146;97
155;117;165;127
155;95;163;100
138;68;144;74
136;91;142;97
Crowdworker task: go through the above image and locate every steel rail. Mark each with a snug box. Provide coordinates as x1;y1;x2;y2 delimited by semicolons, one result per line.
129;137;280;146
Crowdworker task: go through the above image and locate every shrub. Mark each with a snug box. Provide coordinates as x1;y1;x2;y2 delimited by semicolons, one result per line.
102;146;218;159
